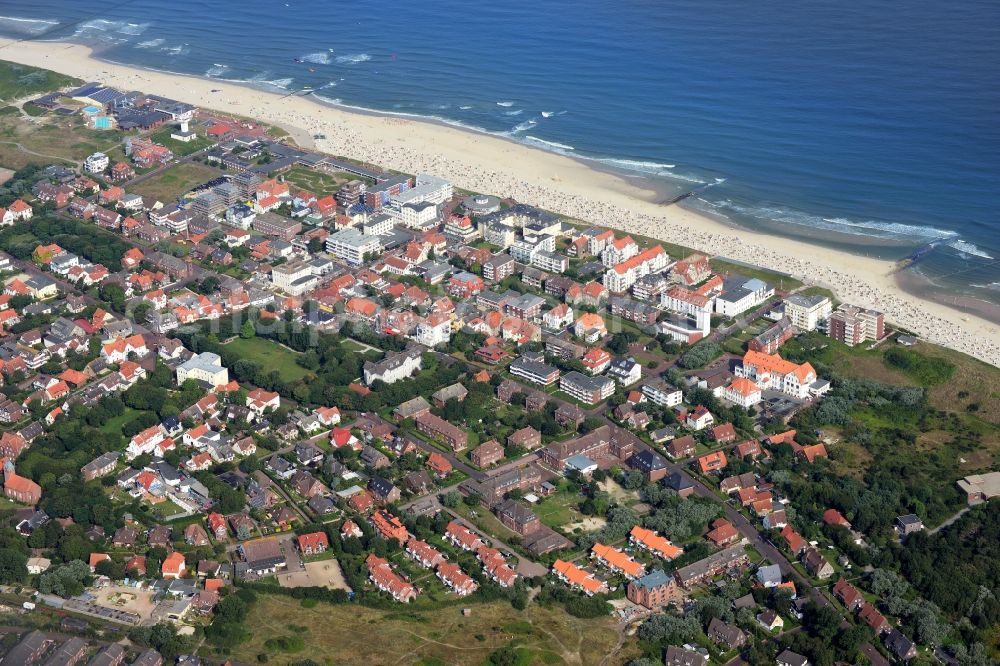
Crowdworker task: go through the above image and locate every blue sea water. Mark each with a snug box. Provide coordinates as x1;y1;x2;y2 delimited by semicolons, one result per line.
1;0;999;311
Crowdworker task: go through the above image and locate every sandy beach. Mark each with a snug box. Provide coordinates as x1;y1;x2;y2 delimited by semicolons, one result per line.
2;38;998;366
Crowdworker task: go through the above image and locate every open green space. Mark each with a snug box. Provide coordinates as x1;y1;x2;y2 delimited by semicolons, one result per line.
223;336;311;383
131;162;220;203
221;593;627;666
0;60;81;102
149;126;216;157
281;166;354;195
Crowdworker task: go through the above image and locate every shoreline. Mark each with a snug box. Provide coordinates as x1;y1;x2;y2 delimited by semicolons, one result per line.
1;38;999;366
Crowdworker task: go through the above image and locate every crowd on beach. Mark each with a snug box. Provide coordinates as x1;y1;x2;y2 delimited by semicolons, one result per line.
35;61;1000;367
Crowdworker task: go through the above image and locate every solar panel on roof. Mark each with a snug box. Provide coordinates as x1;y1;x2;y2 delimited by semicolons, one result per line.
69;83;103;97
91;88;125;104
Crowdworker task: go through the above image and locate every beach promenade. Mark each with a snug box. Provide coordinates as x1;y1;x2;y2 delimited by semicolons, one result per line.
1;38;998;366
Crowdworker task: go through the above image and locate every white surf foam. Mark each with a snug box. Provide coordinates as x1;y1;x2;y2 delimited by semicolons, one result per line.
335;53;370;64
947;240;994;260
459;105;473;110
301;52;331;65
512;120;538;133
135;38;164;49
205;64;230;77
541;111;554;118
523;136;575;151
705;200;958;242
496;101;515;107
0;15;60;35
504;109;523;116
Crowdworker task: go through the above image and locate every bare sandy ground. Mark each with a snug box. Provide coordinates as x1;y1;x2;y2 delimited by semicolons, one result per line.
1;39;997;365
277;558;351;592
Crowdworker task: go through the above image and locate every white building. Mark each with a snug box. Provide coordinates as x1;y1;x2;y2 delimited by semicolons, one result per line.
176;352;229;388
391;201;440;230
326;227;383;266
606;358;642;386
363;349;423;385
641;381;683;407
722;377;762;409
363;213;395;236
783;294;832;332
84;152;109;174
662;286;713;317
735;351;818;400
603;246;669;293
413;314;451;348
271;259;318;296
391;174;453;206
715;278;774;318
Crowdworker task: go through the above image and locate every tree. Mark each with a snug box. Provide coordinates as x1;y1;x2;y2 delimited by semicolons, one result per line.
0;549;27;584
240;320;256;339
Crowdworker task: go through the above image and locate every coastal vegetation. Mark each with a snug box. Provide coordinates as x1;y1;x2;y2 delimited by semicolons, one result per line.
0;61;80;102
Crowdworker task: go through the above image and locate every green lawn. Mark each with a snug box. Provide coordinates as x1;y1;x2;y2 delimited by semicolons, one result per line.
131;162;220;203
223;336;311;383
534;489;583;529
282;166;352;195
98;407;143;434
149;127;216;157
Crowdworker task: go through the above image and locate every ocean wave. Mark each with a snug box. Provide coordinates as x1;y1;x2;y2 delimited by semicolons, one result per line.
523;136;575;152
118;22;149;36
596;158;677;173
319;81;337;89
496;101;515;107
205;64;230;77
0;15;60;35
541;111;554;118
459;105;473;110
160;44;190;56
74;19;149;37
135;38;164;49
335;53;370;64
504;109;523;116
704;199;958;242
971;282;1000;291
301;52;331;65
947;240;994;260
512;120;538;133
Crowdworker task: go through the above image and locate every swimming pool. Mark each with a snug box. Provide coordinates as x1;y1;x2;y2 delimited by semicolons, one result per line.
82;105;101;114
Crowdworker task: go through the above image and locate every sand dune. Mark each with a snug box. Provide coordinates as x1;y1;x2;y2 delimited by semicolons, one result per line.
1;38;997;366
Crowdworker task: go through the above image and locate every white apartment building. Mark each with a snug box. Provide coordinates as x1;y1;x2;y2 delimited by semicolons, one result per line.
603;246;669;293
326;227;383;266
271;259;318;296
391;173;453;206
391;201;440;230
413;314;451;348
662;286;713;317
715;278;775;318
641;380;683;407
84;152;109;174
601;237;639;268
176;352;229;388
363;213;395;236
783;294;832;332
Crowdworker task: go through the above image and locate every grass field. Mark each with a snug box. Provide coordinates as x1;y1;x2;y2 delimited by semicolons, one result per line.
0;114;122;169
223;336;311;383
149;127;215;157
0;60;80;102
131;162;220;204
98;407;143;435
534;489;583;529
282;166;354;195
223;594;626;666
